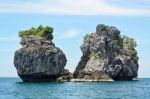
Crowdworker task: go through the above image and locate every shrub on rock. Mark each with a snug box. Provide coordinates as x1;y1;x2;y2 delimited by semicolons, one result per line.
19;25;53;40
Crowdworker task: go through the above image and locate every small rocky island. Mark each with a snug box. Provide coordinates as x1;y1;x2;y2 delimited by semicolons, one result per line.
14;26;72;82
73;24;139;81
14;24;139;82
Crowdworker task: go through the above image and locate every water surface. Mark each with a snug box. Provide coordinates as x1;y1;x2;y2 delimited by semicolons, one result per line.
0;78;150;99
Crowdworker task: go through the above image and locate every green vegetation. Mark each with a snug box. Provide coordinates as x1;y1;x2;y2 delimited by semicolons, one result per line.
89;52;99;60
84;32;97;43
122;35;137;49
19;25;53;40
112;34;137;50
112;38;123;47
122;35;138;62
132;56;139;63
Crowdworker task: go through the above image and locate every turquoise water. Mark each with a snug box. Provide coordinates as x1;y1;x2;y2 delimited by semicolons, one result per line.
0;78;150;99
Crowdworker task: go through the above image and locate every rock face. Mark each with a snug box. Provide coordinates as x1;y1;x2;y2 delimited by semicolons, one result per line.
14;36;68;82
73;24;139;81
57;69;73;82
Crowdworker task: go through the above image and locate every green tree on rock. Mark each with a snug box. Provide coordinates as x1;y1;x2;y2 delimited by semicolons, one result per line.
122;35;138;62
122;35;137;49
19;25;53;40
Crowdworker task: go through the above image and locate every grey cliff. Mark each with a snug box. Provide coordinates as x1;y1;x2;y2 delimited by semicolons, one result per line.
73;24;139;81
14;36;70;82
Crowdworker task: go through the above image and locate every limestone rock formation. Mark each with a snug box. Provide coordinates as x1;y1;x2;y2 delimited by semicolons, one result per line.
73;24;139;81
57;69;73;82
14;35;68;82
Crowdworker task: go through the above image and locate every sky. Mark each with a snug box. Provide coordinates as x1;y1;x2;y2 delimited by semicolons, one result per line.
0;0;150;78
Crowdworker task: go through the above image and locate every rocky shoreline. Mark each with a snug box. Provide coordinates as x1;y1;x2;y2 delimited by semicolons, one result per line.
70;79;114;82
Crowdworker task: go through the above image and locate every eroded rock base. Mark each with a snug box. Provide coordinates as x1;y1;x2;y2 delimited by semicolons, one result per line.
19;74;59;82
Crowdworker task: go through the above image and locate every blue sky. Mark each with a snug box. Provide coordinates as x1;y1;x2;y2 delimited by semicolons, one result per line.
0;0;150;78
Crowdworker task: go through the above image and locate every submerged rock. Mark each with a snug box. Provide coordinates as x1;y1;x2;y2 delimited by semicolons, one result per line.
14;35;67;82
73;24;139;81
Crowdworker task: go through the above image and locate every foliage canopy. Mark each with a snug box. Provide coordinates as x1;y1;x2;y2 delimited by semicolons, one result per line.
122;35;138;62
122;35;137;49
19;25;53;40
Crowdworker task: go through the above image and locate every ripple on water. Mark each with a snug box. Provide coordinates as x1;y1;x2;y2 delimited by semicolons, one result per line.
0;78;150;99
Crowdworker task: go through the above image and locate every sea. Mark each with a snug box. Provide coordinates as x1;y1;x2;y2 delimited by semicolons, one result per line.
0;78;150;99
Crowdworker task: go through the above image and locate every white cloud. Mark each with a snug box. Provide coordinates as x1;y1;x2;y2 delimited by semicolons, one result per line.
0;36;19;41
0;0;150;16
56;29;80;39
